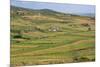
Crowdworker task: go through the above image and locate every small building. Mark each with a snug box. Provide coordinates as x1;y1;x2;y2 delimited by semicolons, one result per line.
48;25;60;32
16;10;26;15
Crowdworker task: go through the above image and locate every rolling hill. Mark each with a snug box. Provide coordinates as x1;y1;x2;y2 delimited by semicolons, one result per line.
10;6;95;66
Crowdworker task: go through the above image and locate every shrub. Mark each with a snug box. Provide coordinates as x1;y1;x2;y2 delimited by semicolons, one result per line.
73;57;90;62
13;34;22;38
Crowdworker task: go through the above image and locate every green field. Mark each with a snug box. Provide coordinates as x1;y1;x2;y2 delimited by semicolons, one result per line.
10;6;95;66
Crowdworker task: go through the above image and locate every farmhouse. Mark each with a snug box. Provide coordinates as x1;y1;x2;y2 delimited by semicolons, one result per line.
16;10;27;15
48;25;60;32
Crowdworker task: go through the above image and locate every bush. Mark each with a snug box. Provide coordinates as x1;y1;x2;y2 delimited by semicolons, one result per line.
13;34;22;38
73;57;90;62
78;57;90;62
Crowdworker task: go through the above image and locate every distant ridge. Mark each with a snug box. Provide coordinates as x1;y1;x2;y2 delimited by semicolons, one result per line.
11;5;95;18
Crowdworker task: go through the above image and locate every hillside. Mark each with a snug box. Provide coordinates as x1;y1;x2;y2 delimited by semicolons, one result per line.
11;6;95;66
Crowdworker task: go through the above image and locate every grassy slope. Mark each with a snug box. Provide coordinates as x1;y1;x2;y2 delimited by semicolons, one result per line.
10;6;95;66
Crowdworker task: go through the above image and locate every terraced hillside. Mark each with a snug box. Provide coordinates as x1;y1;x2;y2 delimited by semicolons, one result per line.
10;6;95;66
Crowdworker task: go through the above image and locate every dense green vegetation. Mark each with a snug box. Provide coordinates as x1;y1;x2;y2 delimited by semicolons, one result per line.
11;6;95;66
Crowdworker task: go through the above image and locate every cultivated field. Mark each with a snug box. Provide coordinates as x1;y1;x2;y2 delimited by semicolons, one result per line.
10;6;95;66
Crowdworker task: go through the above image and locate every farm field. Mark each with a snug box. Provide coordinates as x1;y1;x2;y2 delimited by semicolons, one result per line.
10;5;95;66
